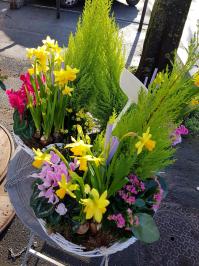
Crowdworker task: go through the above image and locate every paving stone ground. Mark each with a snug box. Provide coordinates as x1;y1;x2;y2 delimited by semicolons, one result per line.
0;1;199;265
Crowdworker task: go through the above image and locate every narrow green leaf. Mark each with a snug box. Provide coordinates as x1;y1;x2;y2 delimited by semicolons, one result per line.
0;80;6;90
69;171;84;196
108;177;128;197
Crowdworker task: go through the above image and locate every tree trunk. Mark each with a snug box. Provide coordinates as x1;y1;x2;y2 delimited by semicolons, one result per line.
136;0;192;83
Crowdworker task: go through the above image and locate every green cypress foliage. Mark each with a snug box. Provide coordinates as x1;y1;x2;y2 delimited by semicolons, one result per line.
113;35;199;179
65;0;127;128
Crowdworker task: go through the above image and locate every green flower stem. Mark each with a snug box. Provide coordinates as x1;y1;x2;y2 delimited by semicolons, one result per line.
54;88;64;132
25;86;41;132
50;146;70;168
106;132;137;189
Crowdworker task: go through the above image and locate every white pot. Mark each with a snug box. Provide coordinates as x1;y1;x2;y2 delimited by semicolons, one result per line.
38;218;137;258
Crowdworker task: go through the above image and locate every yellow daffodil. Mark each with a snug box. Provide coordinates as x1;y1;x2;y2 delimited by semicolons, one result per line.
65;65;79;81
42;36;61;53
62;86;74;96
27;46;48;63
55;53;64;65
88;156;104;166
78;157;88;171
77;155;103;172
144;139;156;151
191;99;199;106
32;148;51;168
27;46;49;73
56;174;79;199
35;47;45;60
84;184;91;194
54;66;79;86
38;62;49;73
54;69;69;86
135;127;156;155
81;189;109;223
28;68;35;75
65;138;92;156
28;64;40;75
26;48;34;59
193;73;199;87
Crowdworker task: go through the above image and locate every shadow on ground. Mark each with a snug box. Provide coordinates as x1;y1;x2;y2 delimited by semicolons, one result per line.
0;0;141;49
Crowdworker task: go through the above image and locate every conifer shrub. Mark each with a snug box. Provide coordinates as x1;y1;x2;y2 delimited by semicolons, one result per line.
113;36;199;179
65;0;127;128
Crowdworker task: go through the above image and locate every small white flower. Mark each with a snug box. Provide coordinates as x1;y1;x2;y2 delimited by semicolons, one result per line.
55;203;67;216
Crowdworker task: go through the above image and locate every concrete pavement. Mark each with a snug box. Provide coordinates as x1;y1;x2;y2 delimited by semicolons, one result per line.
0;0;151;66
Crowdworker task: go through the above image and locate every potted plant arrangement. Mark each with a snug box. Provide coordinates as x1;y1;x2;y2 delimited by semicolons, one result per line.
5;0;199;260
29;35;199;257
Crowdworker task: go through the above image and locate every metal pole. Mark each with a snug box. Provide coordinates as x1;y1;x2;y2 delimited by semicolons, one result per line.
21;232;66;266
138;0;149;32
56;0;60;19
29;248;65;266
21;233;35;266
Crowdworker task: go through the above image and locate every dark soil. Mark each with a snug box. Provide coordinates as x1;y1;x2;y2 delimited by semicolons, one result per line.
62;226;124;251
